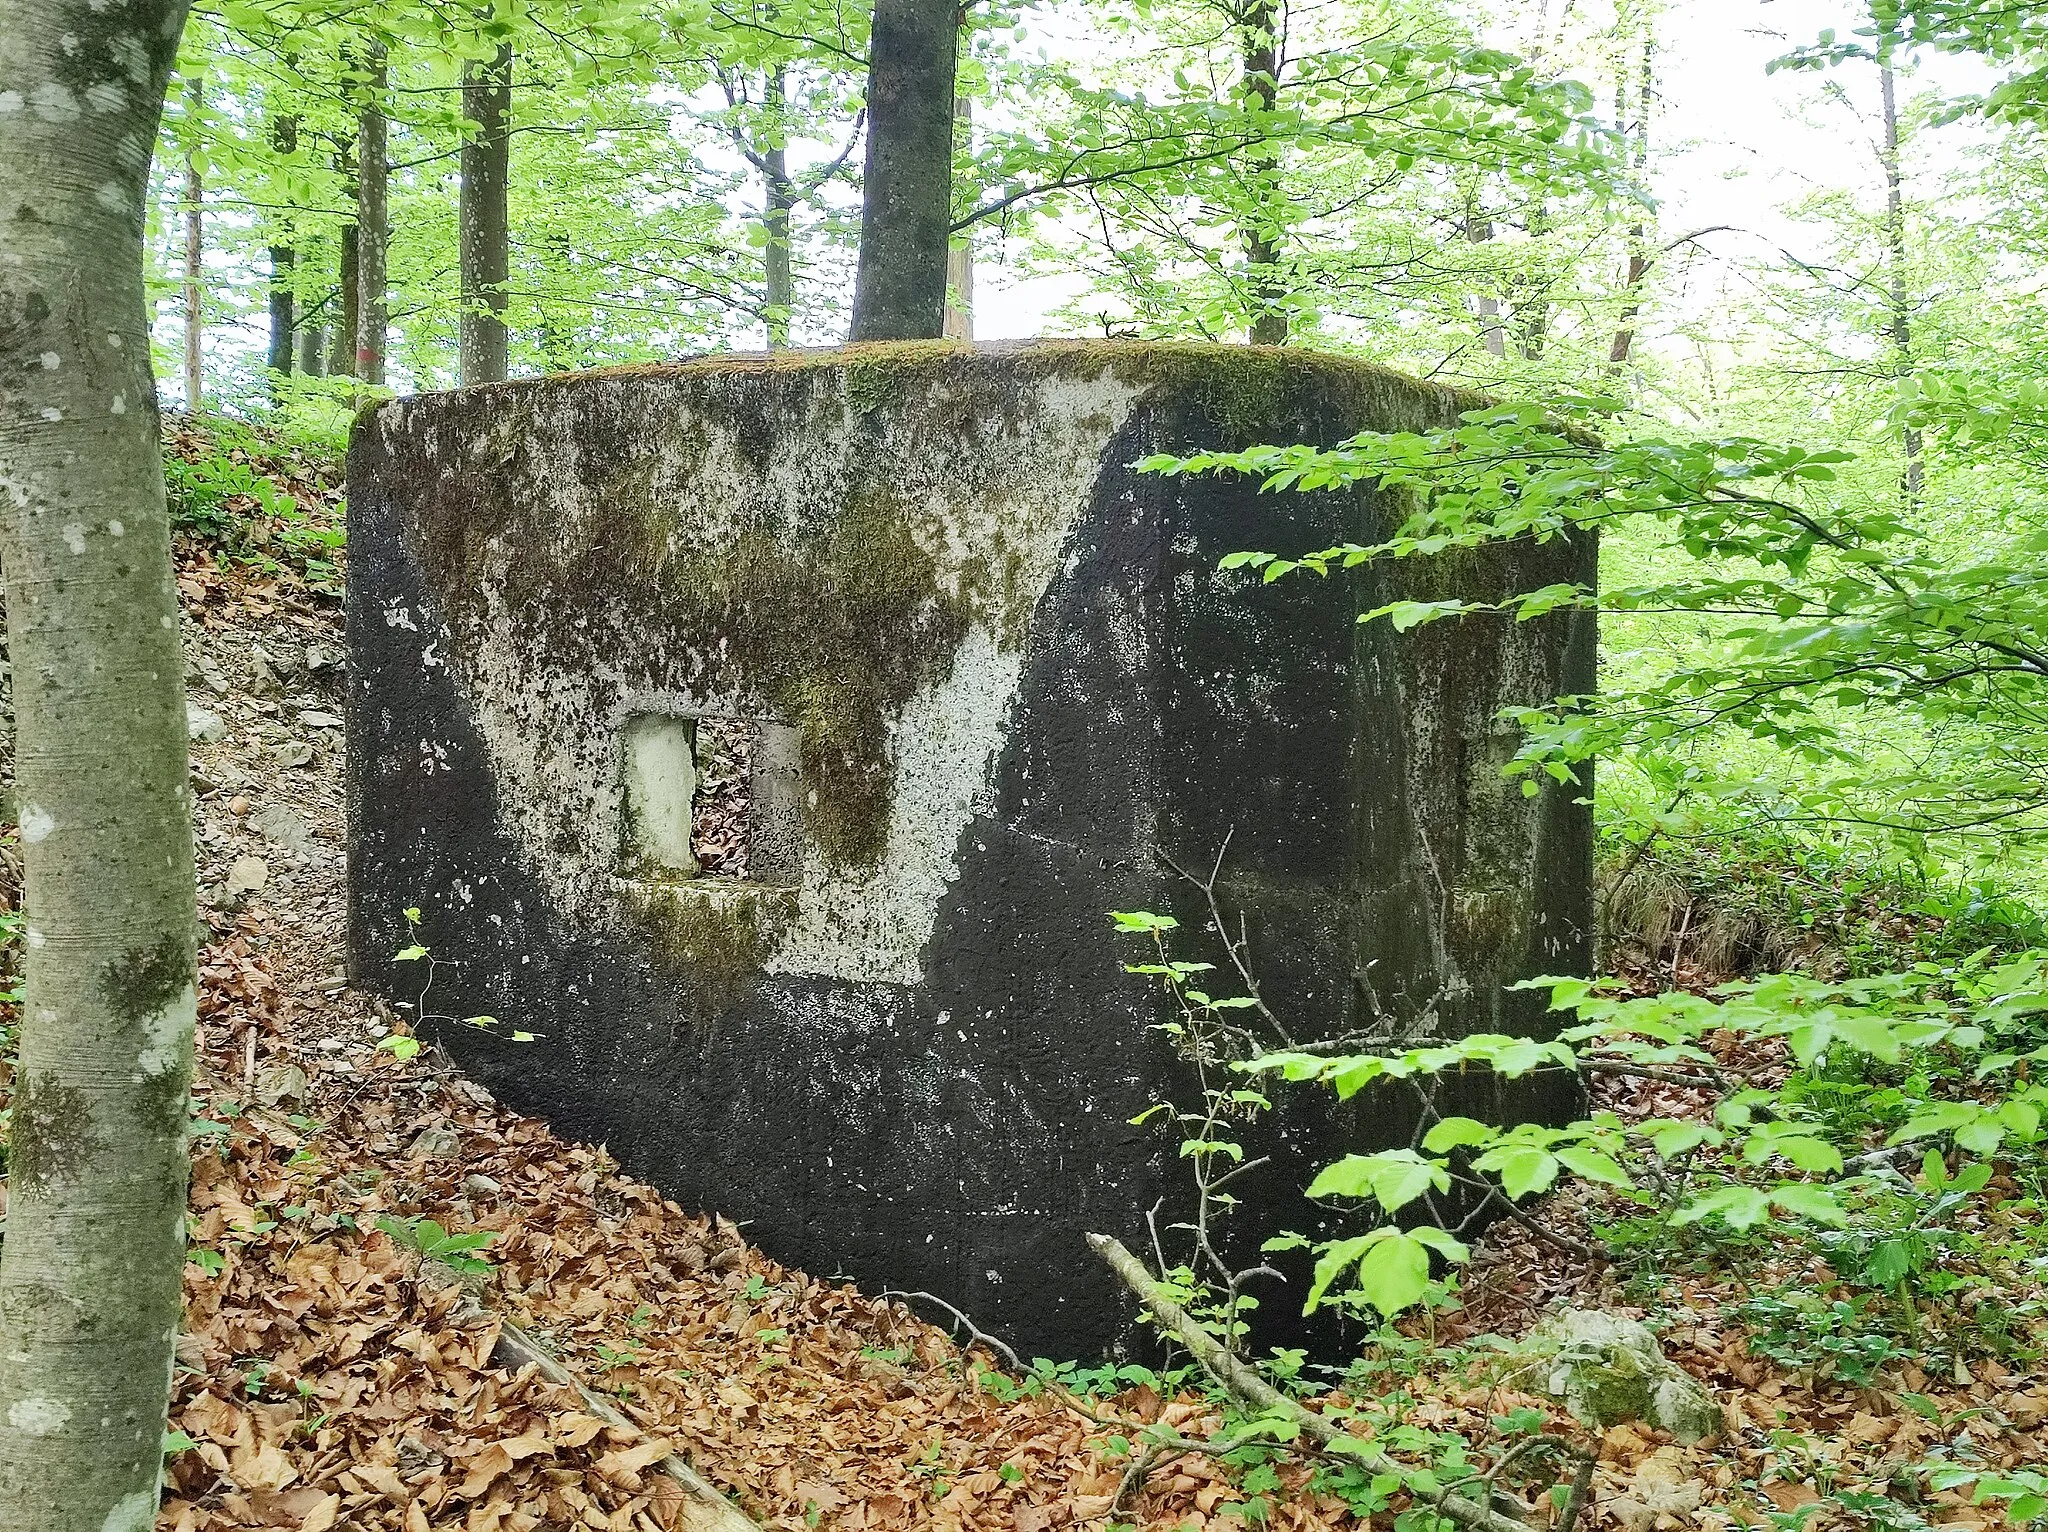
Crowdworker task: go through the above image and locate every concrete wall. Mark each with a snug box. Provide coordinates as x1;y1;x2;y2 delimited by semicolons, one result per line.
345;340;1595;1356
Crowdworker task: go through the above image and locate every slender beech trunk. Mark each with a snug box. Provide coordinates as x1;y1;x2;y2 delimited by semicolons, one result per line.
329;221;359;377
266;113;299;392
1607;28;1655;374
1241;0;1287;345
1877;28;1923;501
299;321;327;376
942;93;973;340
459;42;512;385
182;81;204;410
847;0;960;341
0;1;201;1529
355;41;389;386
762;68;796;349
1468;205;1506;358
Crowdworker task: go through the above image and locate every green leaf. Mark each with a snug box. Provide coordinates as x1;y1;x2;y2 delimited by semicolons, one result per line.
1420;1116;1496;1152
1768;1183;1848;1226
1305;1150;1449;1212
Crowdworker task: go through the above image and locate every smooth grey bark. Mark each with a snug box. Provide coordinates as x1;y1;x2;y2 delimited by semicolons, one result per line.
762;68;795;349
1607;25;1654;374
355;41;389;385
1241;0;1286;346
299;320;326;376
0;0;201;1528
329;218;359;377
847;0;959;341
182;81;204;409
266;113;299;390
459;42;512;385
942;93;973;340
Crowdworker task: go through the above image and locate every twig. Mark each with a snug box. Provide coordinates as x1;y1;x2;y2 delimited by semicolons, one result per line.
422;1265;761;1532
1087;1233;1532;1532
1558;1447;1599;1532
879;1289;1023;1372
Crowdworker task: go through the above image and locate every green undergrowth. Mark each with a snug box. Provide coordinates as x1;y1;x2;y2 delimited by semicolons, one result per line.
162;410;347;593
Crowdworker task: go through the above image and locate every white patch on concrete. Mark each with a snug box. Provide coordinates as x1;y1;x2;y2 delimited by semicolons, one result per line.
137;982;195;1079
417;363;1143;987
100;1490;155;1532
30;83;81;122
19;804;55;843
62;522;87;554
9;1396;70;1435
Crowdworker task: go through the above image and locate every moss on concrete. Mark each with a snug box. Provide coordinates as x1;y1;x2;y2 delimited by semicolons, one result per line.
626;880;796;1015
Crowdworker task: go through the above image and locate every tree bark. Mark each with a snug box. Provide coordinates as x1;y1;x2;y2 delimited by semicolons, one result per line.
355;41;389;386
1607;24;1655;374
266;112;299;392
459;41;512;385
1877;22;1923;501
762;68;796;349
0;1;201;1529
182;80;204;410
329;220;359;377
1241;0;1287;346
942;93;973;340
847;0;959;341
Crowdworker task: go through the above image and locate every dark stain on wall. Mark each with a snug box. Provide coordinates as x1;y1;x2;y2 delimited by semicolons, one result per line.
346;341;1594;1358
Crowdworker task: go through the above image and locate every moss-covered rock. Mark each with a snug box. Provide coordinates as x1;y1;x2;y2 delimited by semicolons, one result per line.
1522;1310;1723;1444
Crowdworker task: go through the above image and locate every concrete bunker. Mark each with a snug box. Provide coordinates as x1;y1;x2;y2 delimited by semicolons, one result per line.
346;340;1595;1356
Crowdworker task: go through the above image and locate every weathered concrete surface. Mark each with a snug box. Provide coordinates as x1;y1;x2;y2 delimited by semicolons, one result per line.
346;340;1595;1356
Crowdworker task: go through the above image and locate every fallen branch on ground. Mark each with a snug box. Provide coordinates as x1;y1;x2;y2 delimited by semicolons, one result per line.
423;1263;762;1532
1086;1232;1541;1532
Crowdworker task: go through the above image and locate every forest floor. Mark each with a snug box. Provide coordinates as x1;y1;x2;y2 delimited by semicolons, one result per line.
5;418;2046;1532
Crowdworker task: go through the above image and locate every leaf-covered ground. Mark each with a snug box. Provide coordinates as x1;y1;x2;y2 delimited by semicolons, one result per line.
2;420;2045;1531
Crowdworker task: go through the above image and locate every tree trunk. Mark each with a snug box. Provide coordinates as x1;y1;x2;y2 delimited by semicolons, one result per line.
0;2;201;1530
266;113;299;393
1607;25;1655;374
1241;0;1286;346
356;41;389;386
459;41;512;385
847;0;959;341
1468;207;1506;358
1877;26;1923;501
942;93;973;340
299;321;327;376
182;80;204;410
763;68;795;349
329;222;359;377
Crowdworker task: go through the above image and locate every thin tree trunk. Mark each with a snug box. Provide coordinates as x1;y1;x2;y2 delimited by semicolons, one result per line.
182;80;204;411
943;93;973;339
299;321;327;376
329;230;358;376
763;68;796;349
1607;26;1655;373
1468;205;1506;358
459;41;512;385
329;132;359;378
847;0;960;341
356;40;389;386
1241;0;1286;345
1877;28;1923;501
0;2;200;1529
266;112;298;392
